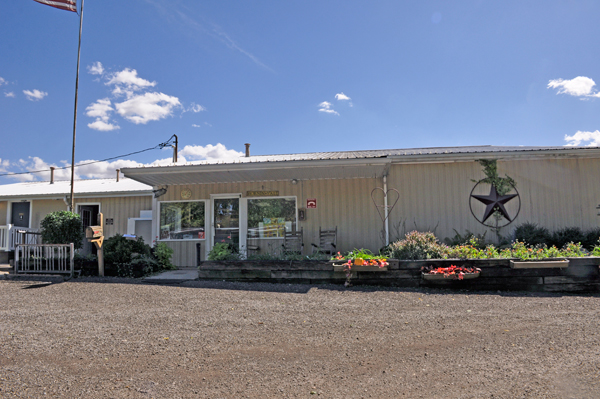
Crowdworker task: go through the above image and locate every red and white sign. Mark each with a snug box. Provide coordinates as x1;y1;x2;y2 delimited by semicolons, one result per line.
307;198;317;209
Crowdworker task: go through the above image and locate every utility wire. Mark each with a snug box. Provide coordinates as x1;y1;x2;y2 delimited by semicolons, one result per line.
0;135;178;178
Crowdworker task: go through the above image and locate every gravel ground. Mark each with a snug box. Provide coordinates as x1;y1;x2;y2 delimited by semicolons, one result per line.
1;277;600;398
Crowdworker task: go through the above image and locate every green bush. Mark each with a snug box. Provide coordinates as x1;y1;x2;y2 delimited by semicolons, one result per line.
207;242;240;261
103;235;165;277
388;231;448;260
153;242;175;270
549;227;585;249
444;229;487;249
40;211;84;249
583;228;600;251
513;222;551;247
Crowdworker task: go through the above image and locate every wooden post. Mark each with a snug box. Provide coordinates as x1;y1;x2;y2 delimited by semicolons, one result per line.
86;212;105;276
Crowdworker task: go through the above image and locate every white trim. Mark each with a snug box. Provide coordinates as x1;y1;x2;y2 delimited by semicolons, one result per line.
157;199;207;243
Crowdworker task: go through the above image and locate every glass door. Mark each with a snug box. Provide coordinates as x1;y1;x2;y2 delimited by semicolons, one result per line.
213;197;240;250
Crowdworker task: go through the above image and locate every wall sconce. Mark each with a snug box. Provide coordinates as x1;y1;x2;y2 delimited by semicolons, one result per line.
153;187;168;198
291;179;298;185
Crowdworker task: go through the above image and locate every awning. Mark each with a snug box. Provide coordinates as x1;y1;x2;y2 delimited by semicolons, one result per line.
121;158;391;187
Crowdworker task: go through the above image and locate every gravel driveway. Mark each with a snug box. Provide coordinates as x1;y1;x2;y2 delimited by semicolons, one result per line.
1;277;599;398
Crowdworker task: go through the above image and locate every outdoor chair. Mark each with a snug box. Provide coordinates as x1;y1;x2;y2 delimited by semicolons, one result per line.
282;227;304;254
311;226;337;255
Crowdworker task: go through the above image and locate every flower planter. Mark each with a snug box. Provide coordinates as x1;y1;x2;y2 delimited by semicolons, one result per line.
422;271;480;281
333;264;388;272
509;259;569;269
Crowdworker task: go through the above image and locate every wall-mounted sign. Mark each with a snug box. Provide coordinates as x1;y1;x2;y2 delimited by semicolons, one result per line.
105;218;114;225
247;190;279;197
181;188;192;199
307;199;317;209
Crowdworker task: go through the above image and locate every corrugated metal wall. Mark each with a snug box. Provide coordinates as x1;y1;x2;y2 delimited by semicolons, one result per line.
75;196;152;238
32;199;67;228
158;178;383;266
387;157;600;243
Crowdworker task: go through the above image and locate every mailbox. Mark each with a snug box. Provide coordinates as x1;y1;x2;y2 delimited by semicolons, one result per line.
86;226;103;239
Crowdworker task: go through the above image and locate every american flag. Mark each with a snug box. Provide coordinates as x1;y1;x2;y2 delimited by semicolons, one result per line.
34;0;77;13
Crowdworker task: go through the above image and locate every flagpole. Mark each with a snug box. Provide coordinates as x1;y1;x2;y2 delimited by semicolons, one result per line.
69;0;84;212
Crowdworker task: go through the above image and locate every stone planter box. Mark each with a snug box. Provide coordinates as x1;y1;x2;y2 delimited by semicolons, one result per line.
510;259;569;269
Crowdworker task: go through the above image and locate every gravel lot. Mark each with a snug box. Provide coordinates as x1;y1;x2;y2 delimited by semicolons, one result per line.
1;277;600;398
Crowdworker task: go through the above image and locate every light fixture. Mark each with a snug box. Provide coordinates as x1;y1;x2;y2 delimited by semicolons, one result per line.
291;179;298;185
153;187;168;198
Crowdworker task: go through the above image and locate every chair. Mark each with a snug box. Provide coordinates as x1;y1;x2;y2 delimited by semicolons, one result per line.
282;227;304;254
311;226;337;255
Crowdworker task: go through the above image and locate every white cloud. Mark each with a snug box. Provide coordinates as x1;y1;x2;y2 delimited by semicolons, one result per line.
87;61;104;75
564;130;600;146
106;68;156;96
4;91;15;98
115;92;181;124
86;98;113;119
88;120;120;131
192;124;202;128
179;143;244;161
548;76;600;98
86;98;120;131
0;77;5;86
23;89;48;101
318;101;339;115
3;144;243;182
335;92;351;101
188;103;206;112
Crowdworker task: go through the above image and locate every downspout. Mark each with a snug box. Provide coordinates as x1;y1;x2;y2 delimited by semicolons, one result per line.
383;175;389;245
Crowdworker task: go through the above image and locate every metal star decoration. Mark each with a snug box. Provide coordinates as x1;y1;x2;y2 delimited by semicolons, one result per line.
470;184;518;223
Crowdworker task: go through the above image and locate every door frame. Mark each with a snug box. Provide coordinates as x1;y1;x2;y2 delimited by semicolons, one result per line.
8;201;32;228
208;193;245;254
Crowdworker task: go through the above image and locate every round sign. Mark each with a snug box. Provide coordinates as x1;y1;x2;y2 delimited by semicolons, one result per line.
180;188;192;200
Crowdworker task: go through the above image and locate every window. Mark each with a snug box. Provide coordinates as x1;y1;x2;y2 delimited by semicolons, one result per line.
159;201;205;240
247;198;296;238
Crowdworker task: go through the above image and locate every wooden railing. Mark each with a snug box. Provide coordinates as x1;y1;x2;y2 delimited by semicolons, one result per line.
15;244;74;277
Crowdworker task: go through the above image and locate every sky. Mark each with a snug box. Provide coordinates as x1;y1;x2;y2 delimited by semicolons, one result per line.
2;0;600;184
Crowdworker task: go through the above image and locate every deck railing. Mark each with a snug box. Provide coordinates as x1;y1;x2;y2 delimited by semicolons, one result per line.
15;243;74;277
0;225;41;251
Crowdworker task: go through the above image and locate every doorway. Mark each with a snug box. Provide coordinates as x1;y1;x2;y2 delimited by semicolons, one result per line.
77;204;100;256
212;197;240;251
11;202;31;228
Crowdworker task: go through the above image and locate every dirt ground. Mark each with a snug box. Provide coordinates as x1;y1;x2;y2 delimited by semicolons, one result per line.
1;277;599;398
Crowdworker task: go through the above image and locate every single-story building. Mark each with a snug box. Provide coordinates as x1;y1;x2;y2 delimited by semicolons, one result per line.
0;172;153;263
121;145;600;267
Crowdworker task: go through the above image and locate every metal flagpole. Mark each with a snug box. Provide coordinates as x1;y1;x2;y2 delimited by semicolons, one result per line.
69;0;84;212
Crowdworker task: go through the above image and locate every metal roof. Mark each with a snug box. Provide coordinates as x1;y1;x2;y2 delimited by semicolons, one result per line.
121;145;600;187
0;178;153;199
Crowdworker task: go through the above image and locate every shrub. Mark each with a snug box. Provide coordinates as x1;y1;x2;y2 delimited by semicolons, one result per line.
208;243;240;261
104;234;152;266
388;231;448;260
153;242;175;270
583;228;600;251
444;229;487;249
40;211;84;249
513;222;551;247
549;227;585;249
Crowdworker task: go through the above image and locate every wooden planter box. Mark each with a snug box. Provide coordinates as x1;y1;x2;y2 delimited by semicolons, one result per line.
510;259;569;269
332;264;388;272
422;271;480;281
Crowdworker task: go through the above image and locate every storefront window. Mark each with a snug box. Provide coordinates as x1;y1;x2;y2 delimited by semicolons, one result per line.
160;201;205;240
247;198;296;238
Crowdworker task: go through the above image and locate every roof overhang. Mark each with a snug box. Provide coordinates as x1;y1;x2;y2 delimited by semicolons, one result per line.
122;158;392;186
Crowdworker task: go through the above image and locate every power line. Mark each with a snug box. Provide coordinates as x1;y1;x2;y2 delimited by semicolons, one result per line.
0;135;177;178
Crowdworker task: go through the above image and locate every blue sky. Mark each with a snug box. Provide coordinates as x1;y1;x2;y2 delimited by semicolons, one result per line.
2;0;600;184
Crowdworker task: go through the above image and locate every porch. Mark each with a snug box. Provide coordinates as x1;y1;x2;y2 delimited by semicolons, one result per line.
0;225;41;252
